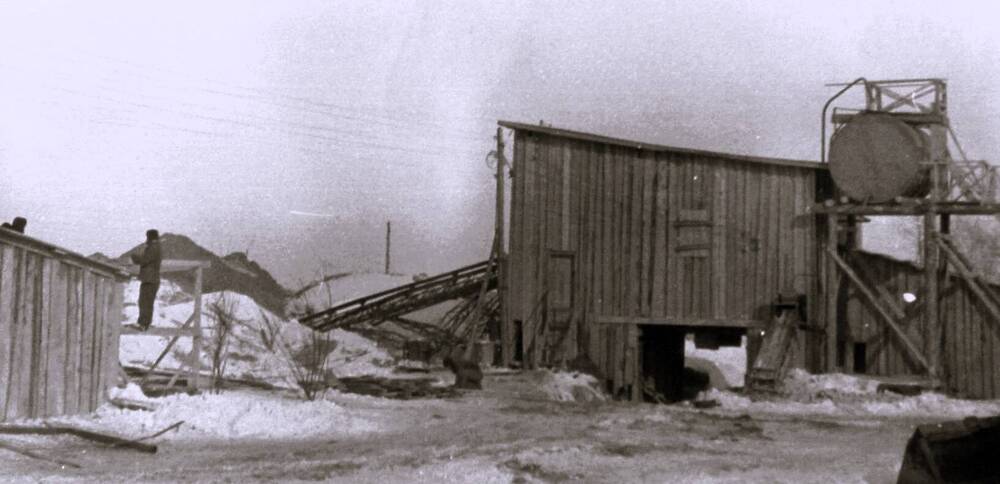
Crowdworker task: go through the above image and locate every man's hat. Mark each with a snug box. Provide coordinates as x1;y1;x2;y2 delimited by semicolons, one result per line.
146;229;159;241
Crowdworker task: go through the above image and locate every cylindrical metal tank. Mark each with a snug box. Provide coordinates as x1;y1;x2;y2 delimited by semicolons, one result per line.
828;113;930;203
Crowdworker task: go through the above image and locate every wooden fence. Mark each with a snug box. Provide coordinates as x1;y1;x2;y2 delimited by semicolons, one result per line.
0;230;128;421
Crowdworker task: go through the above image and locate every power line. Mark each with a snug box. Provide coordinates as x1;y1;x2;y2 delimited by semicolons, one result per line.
46;84;488;161
12;46;492;141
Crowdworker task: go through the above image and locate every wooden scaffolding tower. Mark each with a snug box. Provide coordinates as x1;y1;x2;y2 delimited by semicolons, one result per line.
813;78;1000;387
120;259;210;393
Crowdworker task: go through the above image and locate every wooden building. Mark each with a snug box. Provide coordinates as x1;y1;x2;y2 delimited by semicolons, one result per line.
498;119;1000;400
837;251;1000;399
0;229;128;421
498;121;830;400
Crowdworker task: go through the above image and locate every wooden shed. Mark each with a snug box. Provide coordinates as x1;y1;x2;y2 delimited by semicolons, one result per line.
836;250;1000;399
0;229;128;421
499;121;831;400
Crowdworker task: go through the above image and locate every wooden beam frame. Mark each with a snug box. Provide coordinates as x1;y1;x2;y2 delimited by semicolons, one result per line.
810;202;1000;216
595;315;764;329
937;236;1000;323
126;263;205;392
124;259;210;276
825;247;929;372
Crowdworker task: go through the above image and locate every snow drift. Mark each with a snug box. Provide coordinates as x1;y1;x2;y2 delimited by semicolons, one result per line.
120;280;395;389
69;383;381;440
700;368;1000;418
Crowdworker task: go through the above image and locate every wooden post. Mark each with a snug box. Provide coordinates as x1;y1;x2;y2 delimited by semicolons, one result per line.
827;247;929;372
924;121;949;384
495;128;509;362
825;214;838;372
384;221;391;275
925;171;941;382
191;266;203;390
939;214;950;383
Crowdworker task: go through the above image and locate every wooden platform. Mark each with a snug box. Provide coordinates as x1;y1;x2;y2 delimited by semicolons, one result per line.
120;326;199;337
810;200;1000;215
595;315;764;329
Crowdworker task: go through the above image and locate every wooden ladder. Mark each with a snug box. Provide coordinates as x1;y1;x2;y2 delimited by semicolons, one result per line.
747;310;797;392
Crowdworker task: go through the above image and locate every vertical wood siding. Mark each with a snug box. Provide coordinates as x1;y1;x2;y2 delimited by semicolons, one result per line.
842;251;1000;399
504;130;818;395
0;239;123;421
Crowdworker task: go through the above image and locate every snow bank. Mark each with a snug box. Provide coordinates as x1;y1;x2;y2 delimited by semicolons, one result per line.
539;370;606;403
685;337;747;389
782;368;881;400
60;389;380;441
699;369;1000;418
108;382;154;403
320;328;395;378
120;281;395;387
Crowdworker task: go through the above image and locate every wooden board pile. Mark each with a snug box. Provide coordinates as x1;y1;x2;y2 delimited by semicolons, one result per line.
335;376;459;400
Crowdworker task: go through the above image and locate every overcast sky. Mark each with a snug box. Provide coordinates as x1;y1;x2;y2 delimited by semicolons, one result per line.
1;0;998;287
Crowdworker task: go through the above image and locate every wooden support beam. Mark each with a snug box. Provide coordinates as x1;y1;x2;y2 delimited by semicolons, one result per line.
138;314;196;388
937;238;1000;324
851;259;908;320
595;315;764;329
810;202;1000;216
825;215;838;371
191;266;203;390
825;247;929;372
924;209;941;381
939;235;1000;311
124;259;210;276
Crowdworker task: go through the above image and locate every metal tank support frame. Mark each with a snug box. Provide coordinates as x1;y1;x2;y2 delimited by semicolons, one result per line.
812;78;1000;387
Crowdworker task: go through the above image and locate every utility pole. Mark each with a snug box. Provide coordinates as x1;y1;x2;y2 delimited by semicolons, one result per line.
385;221;391;275
494;127;507;365
495;128;505;259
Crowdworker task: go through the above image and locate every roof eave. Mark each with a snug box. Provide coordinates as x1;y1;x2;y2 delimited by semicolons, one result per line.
498;120;826;171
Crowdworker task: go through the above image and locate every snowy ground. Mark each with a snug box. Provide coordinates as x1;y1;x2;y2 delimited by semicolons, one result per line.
1;283;993;481
120;280;396;387
4;369;999;483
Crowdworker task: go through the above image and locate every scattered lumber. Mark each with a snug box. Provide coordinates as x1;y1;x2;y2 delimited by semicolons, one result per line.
0;439;81;469
336;376;459;400
0;425;157;454
114;421;183;446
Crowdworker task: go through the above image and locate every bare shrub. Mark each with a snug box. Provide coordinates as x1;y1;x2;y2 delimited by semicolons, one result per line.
206;294;244;393
282;330;337;401
256;308;282;352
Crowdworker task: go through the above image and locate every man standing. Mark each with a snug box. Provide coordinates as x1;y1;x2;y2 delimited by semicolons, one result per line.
131;229;162;331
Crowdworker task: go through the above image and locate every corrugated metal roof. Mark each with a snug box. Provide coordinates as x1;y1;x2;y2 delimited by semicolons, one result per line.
498;120;827;171
0;229;131;279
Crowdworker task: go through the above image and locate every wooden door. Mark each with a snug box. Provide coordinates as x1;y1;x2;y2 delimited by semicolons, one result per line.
670;161;722;319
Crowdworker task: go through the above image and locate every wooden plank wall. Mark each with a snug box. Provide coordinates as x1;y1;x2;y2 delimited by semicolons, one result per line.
843;251;1000;399
0;239;123;421
504;130;819;396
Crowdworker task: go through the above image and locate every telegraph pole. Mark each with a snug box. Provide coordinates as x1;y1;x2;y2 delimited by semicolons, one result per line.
494;127;508;365
385;221;391;275
495;128;505;258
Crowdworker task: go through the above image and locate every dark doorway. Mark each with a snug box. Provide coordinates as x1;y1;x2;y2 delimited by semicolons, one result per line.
853;342;867;374
513;320;524;364
640;325;686;403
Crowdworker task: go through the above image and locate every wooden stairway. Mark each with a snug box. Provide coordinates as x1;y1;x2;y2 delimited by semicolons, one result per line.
747;309;798;392
297;260;498;333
